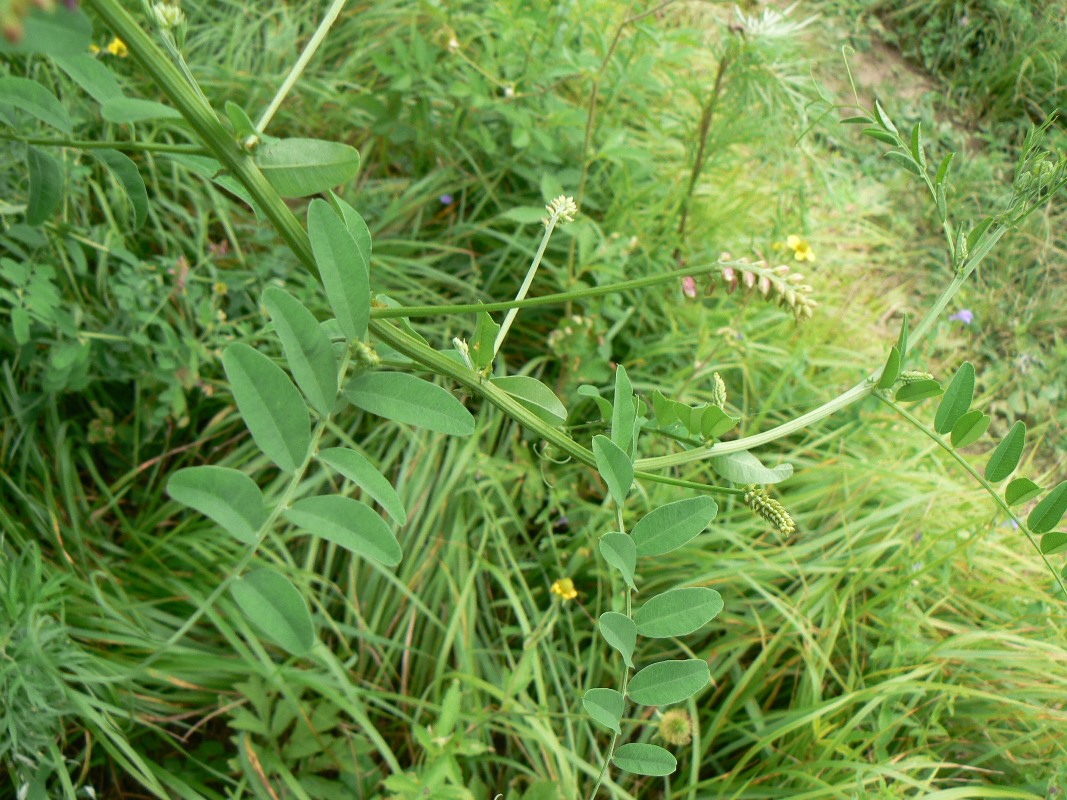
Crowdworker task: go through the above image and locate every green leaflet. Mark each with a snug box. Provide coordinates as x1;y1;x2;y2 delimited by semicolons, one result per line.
876;346;901;389
634;587;723;638
328;193;372;272
0;77;72;133
224;101;257;142
650;389;737;441
222;342;311;474
863;128;898;146
317;447;406;525
582;688;624;734
894;379;942;403
885;150;922;176
307;198;370;341
984;420;1026;483
345;372;474;436
53;54;124;103
631;497;717;557
709;451;792;485
230;568;315;657
611;365;636;453
874;99;897;134
627;659;710;706
950;409;990;449
698;405;736;440
579;385;614;421
262;286;338;418
255;137;360;198
1028;481;1067;534
89;149;149;229
163;154;260;214
490;375;567;426
896;313;909;359
598;612;636;668
934;362;974;434
470;312;500;371
166;466;266;545
1040;532;1067;556
25;146;62;226
1005;478;1042;507
591;435;633;507
285;495;402;566
935;152;955;185
599;532;637;592
100;97;183;124
910;122;926;170
612;743;676;777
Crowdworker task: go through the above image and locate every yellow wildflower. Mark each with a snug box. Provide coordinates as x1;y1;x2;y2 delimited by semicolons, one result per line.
549;578;578;602
106;37;128;58
786;235;814;262
212;281;228;296
89;43;101;55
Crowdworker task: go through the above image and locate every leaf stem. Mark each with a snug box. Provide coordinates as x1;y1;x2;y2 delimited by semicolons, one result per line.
494;214;560;356
370;260;731;319
0;131;205;153
877;392;1067;597
255;0;349;133
634;223;1009;472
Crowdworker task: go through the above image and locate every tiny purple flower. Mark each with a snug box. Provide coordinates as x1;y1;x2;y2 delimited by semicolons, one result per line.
948;309;973;325
439;194;454;205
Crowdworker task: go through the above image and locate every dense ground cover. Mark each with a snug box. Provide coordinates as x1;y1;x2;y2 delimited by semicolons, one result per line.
1;0;1066;798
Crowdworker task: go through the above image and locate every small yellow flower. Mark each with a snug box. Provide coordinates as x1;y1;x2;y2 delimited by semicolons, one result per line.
550;578;578;602
786;235;814;262
212;281;228;296
106;37;128;58
89;43;101;55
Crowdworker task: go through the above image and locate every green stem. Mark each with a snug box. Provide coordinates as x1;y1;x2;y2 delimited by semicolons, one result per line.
494;214;560;356
370;260;730;319
878;392;1067;598
0;131;204;153
255;0;348;133
371;316;741;497
634;223;1008;472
